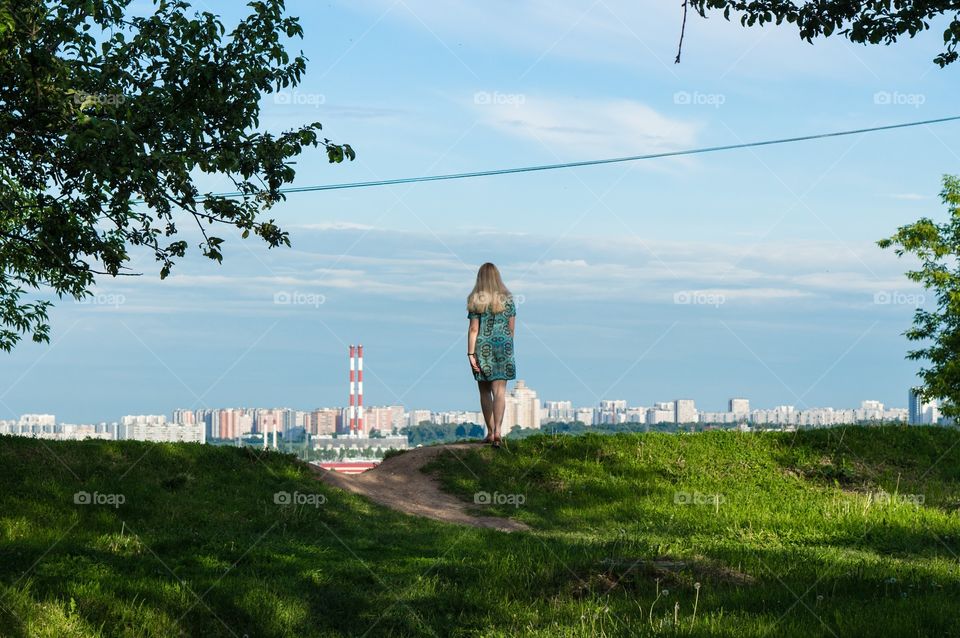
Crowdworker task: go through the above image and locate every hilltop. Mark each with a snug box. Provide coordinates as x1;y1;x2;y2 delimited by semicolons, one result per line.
1;426;960;636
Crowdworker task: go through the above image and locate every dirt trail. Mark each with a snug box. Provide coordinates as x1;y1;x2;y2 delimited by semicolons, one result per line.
311;442;530;533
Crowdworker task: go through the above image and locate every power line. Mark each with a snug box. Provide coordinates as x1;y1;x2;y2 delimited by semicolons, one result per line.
187;114;960;200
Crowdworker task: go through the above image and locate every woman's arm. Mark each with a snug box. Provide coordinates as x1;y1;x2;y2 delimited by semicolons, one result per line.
468;317;479;352
468;318;480;372
508;316;515;337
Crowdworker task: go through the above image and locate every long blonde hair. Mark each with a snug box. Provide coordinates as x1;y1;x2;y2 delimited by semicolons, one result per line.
467;263;512;314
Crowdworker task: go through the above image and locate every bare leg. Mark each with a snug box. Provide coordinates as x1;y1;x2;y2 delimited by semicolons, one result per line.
477;380;494;440
491;380;507;441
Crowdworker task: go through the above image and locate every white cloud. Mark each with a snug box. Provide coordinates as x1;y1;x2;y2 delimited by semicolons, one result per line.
472;95;700;158
74;225;924;316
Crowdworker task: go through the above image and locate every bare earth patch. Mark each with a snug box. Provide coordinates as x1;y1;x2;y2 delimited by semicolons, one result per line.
311;442;530;533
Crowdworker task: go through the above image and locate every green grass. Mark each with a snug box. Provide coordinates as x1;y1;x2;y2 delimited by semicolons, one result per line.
2;427;960;636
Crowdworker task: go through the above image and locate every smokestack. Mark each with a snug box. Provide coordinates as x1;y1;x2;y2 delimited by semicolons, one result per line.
357;344;364;436
349;345;356;435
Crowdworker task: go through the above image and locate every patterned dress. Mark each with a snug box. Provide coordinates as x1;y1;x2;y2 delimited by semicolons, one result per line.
468;298;517;381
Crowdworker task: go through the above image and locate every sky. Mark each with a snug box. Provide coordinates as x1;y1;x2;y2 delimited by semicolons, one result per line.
3;0;960;423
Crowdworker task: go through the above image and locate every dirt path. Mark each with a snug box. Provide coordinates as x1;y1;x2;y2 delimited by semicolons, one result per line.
310;442;530;533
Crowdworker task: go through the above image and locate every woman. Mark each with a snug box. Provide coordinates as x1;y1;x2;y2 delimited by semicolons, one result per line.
466;263;516;449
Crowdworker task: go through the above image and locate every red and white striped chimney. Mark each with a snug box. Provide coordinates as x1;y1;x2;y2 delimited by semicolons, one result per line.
357;344;364;435
348;344;356;434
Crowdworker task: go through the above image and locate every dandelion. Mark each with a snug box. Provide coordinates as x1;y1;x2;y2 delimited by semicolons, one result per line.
691;582;701;631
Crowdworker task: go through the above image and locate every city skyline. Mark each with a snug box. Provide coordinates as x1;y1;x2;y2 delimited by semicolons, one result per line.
2;387;921;429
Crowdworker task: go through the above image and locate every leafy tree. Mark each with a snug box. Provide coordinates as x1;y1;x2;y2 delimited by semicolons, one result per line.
685;1;960;66
879;175;960;420
0;0;353;350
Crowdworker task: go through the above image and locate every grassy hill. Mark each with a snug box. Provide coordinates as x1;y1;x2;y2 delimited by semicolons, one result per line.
1;426;960;637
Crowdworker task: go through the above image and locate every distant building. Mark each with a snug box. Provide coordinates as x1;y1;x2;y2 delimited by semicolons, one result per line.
120;417;204;443
407;409;432;427
674;399;697;424
312;434;408;453
597;400;627;424
172;409;196;425
575;407;595;425
543;401;575;422
433;410;484;425
729;398;750;416
504;380;541;429
908;389;940;424
256;408;285;437
121;414;166;426
216;409;251;440
364;406;405;431
646;403;674;425
19;414;56;427
309;408;339;435
699;411;738;424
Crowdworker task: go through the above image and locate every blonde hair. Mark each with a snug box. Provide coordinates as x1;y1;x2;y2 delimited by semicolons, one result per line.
467;262;512;314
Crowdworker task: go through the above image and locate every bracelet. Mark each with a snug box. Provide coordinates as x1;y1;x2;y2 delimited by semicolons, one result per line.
467;352;475;356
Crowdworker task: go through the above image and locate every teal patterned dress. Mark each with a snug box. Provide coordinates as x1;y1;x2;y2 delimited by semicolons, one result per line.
468;298;516;381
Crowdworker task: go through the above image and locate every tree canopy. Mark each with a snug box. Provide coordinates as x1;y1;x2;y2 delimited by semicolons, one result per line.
687;1;960;66
0;0;353;350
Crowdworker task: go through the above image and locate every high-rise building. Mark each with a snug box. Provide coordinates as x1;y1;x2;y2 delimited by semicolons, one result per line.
408;409;432;427
172;409;195;425
674;399;697;424
543;401;575;422
387;405;405;430
120;419;204;443
504;380;540;430
596;400;628;424
309;409;339;435
729;398;750;416
647;402;674;425
575;408;595;425
19;414;56;427
256;409;286;437
908;388;941;425
909;388;922;424
364;406;400;432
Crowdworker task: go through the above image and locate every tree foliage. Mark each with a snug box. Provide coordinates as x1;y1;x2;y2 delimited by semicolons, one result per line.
0;0;353;350
689;1;960;66
879;175;960;419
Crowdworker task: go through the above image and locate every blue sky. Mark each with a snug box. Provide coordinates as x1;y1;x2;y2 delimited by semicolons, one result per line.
3;0;959;423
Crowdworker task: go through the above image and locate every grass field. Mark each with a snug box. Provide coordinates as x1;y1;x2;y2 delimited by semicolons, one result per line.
1;426;960;636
